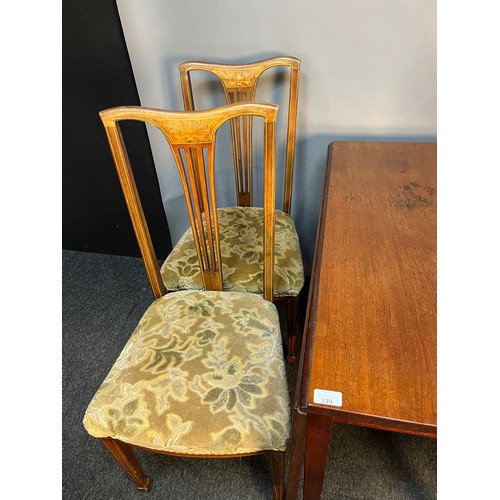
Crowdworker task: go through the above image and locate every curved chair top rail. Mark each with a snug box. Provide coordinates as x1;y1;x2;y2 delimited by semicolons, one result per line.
178;56;300;90
100;102;278;146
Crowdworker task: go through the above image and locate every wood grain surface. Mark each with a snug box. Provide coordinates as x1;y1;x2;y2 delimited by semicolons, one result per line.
306;142;437;435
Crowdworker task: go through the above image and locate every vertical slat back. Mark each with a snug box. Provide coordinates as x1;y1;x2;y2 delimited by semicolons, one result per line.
99;103;278;301
226;89;253;206
179;56;300;214
170;144;222;290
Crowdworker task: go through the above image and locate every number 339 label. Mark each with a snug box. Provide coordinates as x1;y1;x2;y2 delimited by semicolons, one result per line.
313;389;343;407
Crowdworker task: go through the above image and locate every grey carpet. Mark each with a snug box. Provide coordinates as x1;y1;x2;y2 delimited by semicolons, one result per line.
62;249;436;499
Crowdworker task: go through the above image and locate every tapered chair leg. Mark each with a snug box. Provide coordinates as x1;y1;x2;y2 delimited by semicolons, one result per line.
286;296;299;363
268;450;286;500
286;407;307;500
100;438;151;492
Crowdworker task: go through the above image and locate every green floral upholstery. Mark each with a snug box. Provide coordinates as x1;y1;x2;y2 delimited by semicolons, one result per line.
83;290;290;455
161;207;304;297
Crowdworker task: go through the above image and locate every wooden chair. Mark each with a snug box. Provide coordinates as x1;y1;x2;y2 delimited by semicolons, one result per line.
83;103;289;499
162;56;303;362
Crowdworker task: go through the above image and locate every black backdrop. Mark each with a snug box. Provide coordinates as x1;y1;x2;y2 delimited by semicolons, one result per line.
62;0;172;258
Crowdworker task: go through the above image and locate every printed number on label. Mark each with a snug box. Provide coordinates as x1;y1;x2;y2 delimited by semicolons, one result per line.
313;389;342;407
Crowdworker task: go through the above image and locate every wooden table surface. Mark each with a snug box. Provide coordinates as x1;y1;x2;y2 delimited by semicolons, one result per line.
286;141;437;499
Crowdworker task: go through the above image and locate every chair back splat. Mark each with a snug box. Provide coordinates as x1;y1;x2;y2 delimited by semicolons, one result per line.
100;103;278;301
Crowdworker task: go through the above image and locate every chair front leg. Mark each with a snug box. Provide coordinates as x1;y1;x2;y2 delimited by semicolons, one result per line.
100;437;151;492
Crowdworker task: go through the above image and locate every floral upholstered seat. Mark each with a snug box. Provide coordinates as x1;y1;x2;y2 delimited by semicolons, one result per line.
161;207;304;298
83;290;290;455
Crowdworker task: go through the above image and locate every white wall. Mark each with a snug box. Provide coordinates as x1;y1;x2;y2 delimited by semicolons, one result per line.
116;0;436;274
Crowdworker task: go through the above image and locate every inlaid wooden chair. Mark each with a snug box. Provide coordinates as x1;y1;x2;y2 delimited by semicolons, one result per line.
83;103;289;498
159;56;303;362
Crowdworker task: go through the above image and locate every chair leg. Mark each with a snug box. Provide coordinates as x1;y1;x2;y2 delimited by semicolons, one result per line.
267;450;285;500
286;296;299;363
286;407;307;500
100;438;151;492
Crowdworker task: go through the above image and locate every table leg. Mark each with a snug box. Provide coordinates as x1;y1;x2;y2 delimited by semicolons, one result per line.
285;407;307;500
303;413;334;500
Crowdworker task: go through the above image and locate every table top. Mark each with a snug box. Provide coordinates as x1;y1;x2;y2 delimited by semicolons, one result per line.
300;141;437;436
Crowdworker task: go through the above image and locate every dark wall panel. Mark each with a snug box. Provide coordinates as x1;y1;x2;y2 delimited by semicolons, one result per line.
63;0;172;258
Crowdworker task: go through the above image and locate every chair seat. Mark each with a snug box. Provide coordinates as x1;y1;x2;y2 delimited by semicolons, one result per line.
83;290;290;456
161;207;304;297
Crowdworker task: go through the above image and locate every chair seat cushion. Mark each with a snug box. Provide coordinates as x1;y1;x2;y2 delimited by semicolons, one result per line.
160;207;304;297
83;290;290;455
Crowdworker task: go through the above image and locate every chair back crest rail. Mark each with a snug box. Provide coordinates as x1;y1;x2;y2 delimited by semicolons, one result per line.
100;102;278;302
178;56;300;214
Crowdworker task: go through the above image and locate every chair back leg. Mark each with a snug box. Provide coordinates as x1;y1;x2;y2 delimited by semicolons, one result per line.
286;296;299;362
